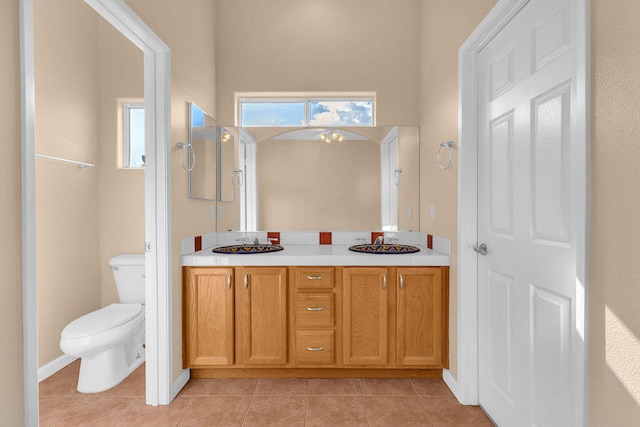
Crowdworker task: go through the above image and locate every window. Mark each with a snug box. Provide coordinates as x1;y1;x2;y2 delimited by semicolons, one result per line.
123;102;145;168
238;95;375;127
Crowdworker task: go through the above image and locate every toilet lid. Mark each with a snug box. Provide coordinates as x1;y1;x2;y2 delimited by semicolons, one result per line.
61;303;143;338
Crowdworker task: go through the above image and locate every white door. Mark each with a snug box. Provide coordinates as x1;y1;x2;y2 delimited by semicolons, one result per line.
477;0;579;425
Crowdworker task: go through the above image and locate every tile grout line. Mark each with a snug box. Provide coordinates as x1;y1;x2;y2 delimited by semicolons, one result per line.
303;379;310;426
240;378;259;426
359;379;372;427
411;379;437;427
175;395;198;427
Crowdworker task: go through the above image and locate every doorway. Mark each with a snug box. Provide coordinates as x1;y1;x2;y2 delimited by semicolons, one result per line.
457;0;589;425
21;0;172;423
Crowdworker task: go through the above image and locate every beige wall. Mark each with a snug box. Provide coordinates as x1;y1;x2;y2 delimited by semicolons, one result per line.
0;0;24;423
590;0;640;423
97;19;145;306
418;0;498;379
257;137;381;231
215;0;421;126
35;0;103;367
126;0;217;380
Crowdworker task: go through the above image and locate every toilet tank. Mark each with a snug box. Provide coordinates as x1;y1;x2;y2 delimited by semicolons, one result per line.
109;254;145;303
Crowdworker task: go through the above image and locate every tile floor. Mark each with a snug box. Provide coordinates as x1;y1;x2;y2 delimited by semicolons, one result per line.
39;361;494;426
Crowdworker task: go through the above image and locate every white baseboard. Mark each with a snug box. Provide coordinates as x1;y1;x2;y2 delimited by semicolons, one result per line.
443;369;461;402
38;354;78;382
169;368;190;402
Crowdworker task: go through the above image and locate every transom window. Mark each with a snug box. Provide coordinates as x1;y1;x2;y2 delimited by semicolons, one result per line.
238;96;375;127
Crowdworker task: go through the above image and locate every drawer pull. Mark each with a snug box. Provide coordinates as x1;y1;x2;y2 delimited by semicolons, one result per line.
383;274;387;290
306;307;324;311
244;274;248;289
306;275;324;280
399;273;404;291
227;273;232;289
307;347;324;352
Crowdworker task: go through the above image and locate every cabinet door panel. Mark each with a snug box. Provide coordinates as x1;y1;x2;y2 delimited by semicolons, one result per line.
236;267;288;365
343;267;388;365
397;267;446;366
186;268;234;366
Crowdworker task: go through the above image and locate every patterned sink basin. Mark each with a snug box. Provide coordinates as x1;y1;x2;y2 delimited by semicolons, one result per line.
348;244;420;254
211;244;284;254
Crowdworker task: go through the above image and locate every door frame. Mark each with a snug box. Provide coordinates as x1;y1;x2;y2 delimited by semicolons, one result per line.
20;0;173;422
456;0;590;425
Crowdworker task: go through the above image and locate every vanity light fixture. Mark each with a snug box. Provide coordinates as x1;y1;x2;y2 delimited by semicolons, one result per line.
221;131;232;142
319;130;344;144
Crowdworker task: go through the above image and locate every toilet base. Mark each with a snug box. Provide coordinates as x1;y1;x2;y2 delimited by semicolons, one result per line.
77;343;145;393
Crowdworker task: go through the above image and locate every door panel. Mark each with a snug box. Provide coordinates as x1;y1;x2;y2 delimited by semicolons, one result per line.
532;84;572;244
487;270;513;403
477;0;577;425
530;285;572;427
489;112;515;237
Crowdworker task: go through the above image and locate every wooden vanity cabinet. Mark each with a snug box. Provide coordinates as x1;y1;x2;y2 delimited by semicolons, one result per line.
342;266;449;368
183;266;288;368
183;265;448;374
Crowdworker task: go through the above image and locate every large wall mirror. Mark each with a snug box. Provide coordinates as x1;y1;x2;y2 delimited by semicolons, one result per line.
188;102;218;201
217;126;420;232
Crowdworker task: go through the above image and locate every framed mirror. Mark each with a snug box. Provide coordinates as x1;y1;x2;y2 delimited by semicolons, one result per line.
217;126;420;232
188;102;217;201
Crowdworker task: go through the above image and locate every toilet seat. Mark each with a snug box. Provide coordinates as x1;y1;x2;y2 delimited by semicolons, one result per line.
61;303;143;338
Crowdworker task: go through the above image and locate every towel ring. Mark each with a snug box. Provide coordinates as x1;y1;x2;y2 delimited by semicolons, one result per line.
437;141;455;170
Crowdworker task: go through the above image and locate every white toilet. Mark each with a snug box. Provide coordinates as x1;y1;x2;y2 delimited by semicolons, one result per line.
60;254;145;393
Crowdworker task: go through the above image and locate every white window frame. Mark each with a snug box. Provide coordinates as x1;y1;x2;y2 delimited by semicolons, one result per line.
235;92;376;127
123;101;145;168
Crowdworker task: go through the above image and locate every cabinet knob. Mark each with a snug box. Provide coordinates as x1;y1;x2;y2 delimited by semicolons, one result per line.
307;347;324;352
306;307;324;311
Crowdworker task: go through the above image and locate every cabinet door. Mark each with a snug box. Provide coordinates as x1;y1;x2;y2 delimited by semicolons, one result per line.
343;267;388;365
396;267;447;367
236;267;288;365
184;267;235;366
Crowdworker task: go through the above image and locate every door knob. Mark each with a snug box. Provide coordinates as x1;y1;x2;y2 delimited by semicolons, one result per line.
474;243;488;256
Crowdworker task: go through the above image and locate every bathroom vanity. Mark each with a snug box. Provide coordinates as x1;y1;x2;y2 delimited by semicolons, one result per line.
182;242;449;379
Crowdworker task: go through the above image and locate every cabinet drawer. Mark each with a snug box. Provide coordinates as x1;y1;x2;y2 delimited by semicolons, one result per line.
296;294;334;327
296;331;334;365
296;268;334;290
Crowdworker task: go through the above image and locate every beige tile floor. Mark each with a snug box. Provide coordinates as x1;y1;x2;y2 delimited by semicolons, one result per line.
39;361;494;426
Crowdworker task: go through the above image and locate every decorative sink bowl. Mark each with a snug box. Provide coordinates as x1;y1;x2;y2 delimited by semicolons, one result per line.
211;244;284;254
348;244;420;254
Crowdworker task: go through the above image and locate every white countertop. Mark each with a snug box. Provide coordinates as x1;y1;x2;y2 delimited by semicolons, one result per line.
181;244;450;267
